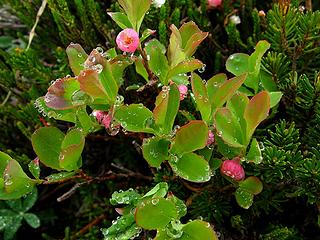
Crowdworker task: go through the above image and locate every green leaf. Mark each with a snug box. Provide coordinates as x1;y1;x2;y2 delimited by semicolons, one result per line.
115;104;155;133
226;53;249;76
214;108;245;148
59;129;85;171
142;137;170;168
180;220;218;240
239;176;263;195
167;24;185;67
135;197;177;230
206;73;227;101
4;215;23;240
269;91;283;108
260;70;278;91
0;159;35;200
135;57;149;81
145;39;169;84
246;138;262;164
140;28;156;43
44;77;82;110
24;213;40;229
170;121;208;155
102;213;140;240
28;159;40;179
191;73;211;122
153;84;180;135
21;188;38;212
167;194;187;219
244;91;270;140
211;74;247;110
45;172;75;183
0;152;12;175
226;93;249;137
107;12;133;29
31;127;64;170
110;188;141;205
66;43;88;76
76;107;97;134
166;59;204;81
216;137;242;159
118;0;151;31
169;152;211;183
143;182;168;199
0;36;14;48
0;210;15;231
235;188;254;209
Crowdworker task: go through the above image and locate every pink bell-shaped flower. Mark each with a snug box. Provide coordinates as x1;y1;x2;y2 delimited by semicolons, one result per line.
92;110;112;129
208;0;222;8
178;84;188;100
220;157;245;181
116;28;140;53
207;130;215;146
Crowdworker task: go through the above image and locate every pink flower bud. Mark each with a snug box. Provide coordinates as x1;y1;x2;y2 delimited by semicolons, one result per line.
178;84;188;100
207;130;215;146
208;0;222;8
116;28;140;53
93;110;112;129
220;157;245;181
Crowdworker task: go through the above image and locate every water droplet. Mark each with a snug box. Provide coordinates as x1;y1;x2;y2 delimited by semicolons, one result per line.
217;131;222;137
77;53;82;58
198;64;206;73
96;46;104;54
151;198;159;205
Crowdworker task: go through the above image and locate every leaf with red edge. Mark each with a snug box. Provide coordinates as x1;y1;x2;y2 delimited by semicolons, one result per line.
180;220;218;240
179;21;208;57
0;157;36;200
44;77;81;110
78;69;108;99
153;84;180;134
211;74;247;111
170;120;208;155
244;91;270;140
191;73;211;122
239;176;263;195
66;43;88;76
167;24;185;67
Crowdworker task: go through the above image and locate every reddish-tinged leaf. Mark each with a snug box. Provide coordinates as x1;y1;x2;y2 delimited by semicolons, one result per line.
211;74;247;110
66;43;88;75
170;120;208;155
184;32;208;57
44;77;81;110
180;220;218;240
179;21;202;48
244;91;270;140
78;69;108;99
168;24;185;66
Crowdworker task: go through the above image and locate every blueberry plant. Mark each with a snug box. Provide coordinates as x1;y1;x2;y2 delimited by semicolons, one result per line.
0;0;283;239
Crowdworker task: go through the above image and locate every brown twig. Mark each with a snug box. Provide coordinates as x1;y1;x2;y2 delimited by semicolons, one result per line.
137;47;158;92
72;214;107;239
305;0;312;11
